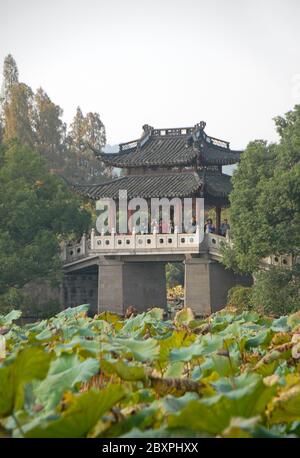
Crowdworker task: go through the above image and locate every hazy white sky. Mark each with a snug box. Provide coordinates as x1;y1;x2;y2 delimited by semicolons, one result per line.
1;0;300;148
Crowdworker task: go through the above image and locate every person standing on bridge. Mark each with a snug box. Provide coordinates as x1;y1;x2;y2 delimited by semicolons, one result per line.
204;218;216;234
220;219;230;237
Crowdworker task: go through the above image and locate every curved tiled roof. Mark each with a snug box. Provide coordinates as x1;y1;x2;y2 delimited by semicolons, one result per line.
91;136;197;168
90;123;242;168
200;142;241;165
75;172;202;200
74;171;232;201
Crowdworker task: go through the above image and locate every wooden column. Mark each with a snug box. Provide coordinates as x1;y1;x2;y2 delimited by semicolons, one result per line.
215;206;221;234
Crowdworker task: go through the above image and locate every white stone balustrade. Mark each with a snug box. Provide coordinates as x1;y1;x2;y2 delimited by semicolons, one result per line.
262;254;293;268
92;231;201;252
62;228;293;268
63;227;204;262
207;233;226;251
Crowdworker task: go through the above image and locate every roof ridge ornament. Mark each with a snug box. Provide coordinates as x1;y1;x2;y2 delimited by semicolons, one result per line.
142;124;153;134
192;121;206;141
196;121;206;130
139;124;153;148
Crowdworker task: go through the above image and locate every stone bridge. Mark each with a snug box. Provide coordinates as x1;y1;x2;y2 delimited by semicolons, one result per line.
61;229;292;317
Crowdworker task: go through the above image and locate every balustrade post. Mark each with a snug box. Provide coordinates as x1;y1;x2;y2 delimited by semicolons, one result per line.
111;227;116;249
153;226;158;249
91;228;95;250
81;232;86;255
174;225;179;248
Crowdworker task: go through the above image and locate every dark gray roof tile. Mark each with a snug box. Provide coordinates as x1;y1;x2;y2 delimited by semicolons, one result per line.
90;124;242;168
74;171;232;200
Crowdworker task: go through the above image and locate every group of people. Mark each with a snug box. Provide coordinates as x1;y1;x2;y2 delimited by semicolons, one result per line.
134;216;230;237
204;218;230;237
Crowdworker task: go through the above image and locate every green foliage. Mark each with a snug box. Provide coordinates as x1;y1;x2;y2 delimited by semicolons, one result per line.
251;265;300;316
0;309;21;326
0;347;52;416
223;105;300;274
168;373;276;435
24;385;126;438
166;263;184;289
1;304;300;437
227;285;253;313
0;289;26;315
64;106;109;184
3;83;35;147
32;87;66;169
0;142;90;304
35;354;99;410
222;106;300;316
21;298;61;320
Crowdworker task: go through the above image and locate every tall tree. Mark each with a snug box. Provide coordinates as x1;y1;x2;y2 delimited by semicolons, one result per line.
0;56;109;184
32;87;66;168
68;106;85;153
223;105;300;274
3;83;35;147
83;112;106;151
65;108;109;184
0;54;19;106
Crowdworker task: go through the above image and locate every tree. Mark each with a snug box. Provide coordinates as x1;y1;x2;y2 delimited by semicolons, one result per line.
251;265;300;316
223;106;300;274
68;106;85;154
32;87;66;169
65;107;109;184
0;56;109;184
1;56;35;148
3;83;35;147
0;54;19;106
0;141;91;301
84;112;106;151
222;106;300;313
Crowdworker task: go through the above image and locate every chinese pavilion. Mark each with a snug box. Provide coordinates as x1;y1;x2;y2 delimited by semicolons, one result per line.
63;122;250;318
75;121;241;233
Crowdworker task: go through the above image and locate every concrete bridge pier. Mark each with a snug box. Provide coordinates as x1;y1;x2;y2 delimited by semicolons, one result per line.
62;271;98;314
184;256;252;316
98;257;167;315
